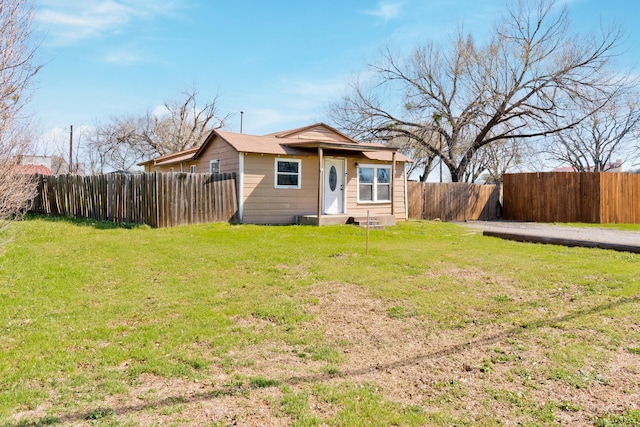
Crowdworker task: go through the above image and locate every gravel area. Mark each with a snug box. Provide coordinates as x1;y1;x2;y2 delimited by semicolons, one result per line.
460;221;640;251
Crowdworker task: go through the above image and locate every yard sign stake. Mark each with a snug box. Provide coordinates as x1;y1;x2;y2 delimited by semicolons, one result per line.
366;209;370;255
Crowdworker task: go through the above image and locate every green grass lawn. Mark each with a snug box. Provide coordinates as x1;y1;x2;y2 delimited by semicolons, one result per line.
1;216;639;426
561;222;640;231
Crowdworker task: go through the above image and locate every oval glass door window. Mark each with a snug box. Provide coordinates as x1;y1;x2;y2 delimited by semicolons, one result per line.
329;166;337;191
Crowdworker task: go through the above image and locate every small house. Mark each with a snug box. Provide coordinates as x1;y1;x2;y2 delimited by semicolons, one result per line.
140;123;411;225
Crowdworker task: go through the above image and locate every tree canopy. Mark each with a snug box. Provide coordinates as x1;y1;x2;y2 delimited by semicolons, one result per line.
0;0;40;220
85;87;230;173
329;0;627;181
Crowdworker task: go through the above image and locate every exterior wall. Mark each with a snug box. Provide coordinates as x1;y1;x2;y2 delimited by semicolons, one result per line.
192;137;239;173
344;158;407;221
144;143;409;224
242;153;319;224
144;136;239;174
145;163;173;173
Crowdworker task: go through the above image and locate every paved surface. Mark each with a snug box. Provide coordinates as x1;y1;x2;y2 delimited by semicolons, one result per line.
460;221;640;253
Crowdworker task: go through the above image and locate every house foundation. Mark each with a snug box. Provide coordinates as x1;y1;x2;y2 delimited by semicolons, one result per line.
296;214;396;227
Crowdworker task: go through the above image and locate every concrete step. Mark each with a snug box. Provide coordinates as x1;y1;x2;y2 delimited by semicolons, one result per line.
352;217;385;230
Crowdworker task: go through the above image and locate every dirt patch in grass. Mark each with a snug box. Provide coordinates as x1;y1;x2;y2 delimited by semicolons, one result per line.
304;282;640;424
10;281;640;426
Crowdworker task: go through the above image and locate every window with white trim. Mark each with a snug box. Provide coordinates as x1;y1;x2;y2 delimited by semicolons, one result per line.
274;158;301;189
209;159;220;173
358;164;391;202
189;165;197;173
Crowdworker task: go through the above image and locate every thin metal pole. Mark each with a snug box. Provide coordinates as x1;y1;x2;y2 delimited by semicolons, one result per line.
366;209;370;255
69;125;73;174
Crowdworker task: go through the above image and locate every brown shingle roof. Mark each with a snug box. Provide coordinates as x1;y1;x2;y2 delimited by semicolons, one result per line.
213;130;309;155
138;147;199;166
363;151;412;162
141;123;413;166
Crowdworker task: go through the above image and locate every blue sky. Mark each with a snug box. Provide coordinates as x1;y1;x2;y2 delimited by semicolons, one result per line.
31;0;640;155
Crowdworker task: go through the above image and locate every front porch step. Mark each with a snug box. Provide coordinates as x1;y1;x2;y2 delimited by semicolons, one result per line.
350;217;385;230
296;214;396;227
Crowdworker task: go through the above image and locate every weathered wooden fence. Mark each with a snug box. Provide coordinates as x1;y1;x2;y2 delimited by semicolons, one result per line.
30;172;238;227
503;172;640;223
408;182;500;221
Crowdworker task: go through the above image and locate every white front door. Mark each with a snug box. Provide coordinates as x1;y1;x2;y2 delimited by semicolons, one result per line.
323;158;345;214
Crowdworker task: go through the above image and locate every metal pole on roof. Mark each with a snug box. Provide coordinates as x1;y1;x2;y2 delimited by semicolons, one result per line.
240;111;244;134
69;125;73;174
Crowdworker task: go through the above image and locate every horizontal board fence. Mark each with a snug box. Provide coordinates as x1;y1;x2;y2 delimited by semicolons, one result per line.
408;181;500;221
30;172;238;227
503;172;640;224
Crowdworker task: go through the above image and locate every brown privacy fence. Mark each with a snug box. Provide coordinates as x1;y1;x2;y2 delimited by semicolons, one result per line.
408;182;500;221
503;172;640;223
30;172;238;227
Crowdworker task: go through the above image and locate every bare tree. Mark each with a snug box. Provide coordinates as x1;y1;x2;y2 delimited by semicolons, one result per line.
153;87;230;155
329;0;624;182
385;131;439;181
0;0;40;223
475;137;533;184
87;87;230;172
544;87;640;172
86;115;155;173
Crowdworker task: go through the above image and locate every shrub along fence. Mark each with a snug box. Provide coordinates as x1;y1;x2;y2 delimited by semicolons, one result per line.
408;181;500;221
30;172;238;228
503;172;640;223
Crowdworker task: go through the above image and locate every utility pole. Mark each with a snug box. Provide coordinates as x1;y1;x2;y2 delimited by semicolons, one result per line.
69;125;73;174
240;111;244;134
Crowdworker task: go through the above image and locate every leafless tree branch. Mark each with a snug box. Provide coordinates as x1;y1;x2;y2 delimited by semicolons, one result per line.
0;0;40;226
328;0;626;181
86;87;230;172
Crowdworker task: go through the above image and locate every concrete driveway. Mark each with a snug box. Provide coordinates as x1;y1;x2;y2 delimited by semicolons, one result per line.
460;221;640;254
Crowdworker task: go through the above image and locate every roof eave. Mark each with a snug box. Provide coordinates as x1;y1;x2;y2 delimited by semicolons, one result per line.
282;140;399;152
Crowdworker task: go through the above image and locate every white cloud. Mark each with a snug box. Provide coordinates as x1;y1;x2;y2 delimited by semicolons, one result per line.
240;108;317;135
152;104;170;118
34;127;67;156
103;48;146;65
35;0;183;46
281;79;345;100
364;2;402;22
35;125;94;156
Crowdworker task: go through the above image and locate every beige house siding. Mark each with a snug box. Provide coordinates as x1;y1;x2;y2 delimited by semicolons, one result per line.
143;137;240;174
242;154;318;224
291;128;349;142
145;163;176;173
193;137;239;173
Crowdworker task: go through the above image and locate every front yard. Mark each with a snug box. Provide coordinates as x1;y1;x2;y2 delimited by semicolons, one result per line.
1;217;639;426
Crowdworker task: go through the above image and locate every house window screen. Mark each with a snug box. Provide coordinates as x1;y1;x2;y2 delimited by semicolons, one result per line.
210;159;221;173
357;165;391;202
376;168;391;201
275;159;301;189
358;167;374;201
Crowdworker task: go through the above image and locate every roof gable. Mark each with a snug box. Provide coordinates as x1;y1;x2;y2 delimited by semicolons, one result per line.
266;123;357;143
